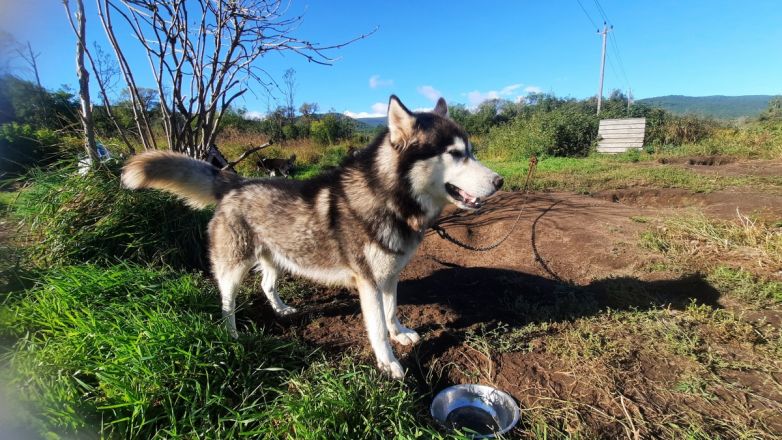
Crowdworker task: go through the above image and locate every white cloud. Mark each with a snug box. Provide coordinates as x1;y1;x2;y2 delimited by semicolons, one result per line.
417;85;442;102
463;83;545;108
465;83;525;107
369;74;393;89
344;111;386;118
344;102;388;119
243;110;265;120
371;102;387;115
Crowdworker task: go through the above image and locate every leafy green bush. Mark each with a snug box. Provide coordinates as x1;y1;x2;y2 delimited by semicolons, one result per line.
14;161;211;269
0;74;79;129
541;108;598;156
311;114;355;146
483;108;598;160
483;115;551;161
659;115;718;146
0;123;63;176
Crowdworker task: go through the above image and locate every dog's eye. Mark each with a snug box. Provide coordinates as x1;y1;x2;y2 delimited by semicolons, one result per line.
448;150;464;159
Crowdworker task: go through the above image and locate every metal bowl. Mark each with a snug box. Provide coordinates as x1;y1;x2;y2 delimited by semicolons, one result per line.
430;384;520;438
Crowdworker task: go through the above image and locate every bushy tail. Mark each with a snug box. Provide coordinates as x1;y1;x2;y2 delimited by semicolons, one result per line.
121;151;242;209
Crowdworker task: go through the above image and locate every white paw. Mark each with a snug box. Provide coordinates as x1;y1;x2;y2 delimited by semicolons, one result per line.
378;359;405;379
274;305;298;317
390;326;421;346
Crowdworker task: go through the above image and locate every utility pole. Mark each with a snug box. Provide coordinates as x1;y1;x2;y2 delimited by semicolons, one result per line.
596;23;612;115
627;88;633;114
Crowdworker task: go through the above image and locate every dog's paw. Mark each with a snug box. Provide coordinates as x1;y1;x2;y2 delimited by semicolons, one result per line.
378;359;405;379
390;326;421;346
274;305;298;317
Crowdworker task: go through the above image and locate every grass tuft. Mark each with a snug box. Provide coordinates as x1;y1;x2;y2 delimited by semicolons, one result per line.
13;161;212;270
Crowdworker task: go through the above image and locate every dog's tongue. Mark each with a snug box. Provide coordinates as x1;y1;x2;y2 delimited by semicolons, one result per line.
458;187;477;204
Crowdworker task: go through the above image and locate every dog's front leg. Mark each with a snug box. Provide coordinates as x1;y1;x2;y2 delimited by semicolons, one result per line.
356;276;405;379
382;276;420;346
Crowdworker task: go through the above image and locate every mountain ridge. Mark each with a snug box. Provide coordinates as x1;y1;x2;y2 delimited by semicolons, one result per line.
636;94;778;119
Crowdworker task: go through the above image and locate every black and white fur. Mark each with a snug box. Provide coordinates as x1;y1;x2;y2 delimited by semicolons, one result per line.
121;95;502;378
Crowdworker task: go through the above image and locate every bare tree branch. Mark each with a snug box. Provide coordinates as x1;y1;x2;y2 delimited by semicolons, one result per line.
92;0;374;159
222;141;272;170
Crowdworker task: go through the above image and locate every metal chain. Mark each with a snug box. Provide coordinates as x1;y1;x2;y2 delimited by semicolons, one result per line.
430;155;538;252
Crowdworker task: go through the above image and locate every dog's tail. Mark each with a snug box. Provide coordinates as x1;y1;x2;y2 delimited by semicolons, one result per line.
121;151;242;209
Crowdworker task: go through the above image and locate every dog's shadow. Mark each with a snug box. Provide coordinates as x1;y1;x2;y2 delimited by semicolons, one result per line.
393;265;719;379
240;262;720;377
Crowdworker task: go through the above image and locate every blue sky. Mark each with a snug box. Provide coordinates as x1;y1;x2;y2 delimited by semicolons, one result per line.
1;0;781;118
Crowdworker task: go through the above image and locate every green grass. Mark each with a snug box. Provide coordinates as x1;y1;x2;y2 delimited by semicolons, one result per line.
707;266;782;305
483;154;782;194
0;264;453;439
12;162;212;270
0;191;19;211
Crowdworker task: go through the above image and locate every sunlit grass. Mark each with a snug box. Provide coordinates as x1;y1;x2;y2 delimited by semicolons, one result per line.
0;264;451;439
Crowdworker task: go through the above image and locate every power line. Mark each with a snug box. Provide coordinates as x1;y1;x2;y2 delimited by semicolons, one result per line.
574;0;599;30
609;32;631;90
592;0;611;25
589;0;630;91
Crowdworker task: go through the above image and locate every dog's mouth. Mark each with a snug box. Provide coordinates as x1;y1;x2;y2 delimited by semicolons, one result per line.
445;183;483;210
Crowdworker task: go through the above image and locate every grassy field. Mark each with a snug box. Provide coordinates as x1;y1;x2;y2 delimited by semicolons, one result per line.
1;265;448;439
1;119;781;438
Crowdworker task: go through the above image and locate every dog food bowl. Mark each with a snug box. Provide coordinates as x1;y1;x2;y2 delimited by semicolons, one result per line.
430;384;520;438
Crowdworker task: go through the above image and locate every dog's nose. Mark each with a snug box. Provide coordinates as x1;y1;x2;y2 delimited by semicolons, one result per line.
493;175;504;190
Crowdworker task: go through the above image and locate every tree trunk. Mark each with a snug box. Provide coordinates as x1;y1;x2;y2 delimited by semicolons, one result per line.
66;0;99;165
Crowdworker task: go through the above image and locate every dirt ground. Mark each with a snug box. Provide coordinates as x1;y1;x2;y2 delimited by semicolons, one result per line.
240;159;782;438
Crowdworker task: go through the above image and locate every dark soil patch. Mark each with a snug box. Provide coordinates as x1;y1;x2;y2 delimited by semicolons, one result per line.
657;157;782;178
658;156;734;166
591;188;782;220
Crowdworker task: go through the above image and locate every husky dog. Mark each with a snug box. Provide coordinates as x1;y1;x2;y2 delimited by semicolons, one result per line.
257;154;296;177
121;96;503;378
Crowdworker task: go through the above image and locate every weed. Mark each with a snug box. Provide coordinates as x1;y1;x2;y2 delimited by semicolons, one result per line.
674;373;714;399
640;212;782;280
708;266;782;305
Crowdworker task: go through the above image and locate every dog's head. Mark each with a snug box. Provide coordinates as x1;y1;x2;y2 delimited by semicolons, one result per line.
387;95;503;211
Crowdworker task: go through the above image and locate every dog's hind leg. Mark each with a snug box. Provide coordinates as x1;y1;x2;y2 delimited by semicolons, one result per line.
356;276;404;379
258;257;298;317
215;260;251;339
382;276;420;346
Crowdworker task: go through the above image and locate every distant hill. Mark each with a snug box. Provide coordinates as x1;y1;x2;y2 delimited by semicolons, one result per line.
354;116;387;127
637;95;778;119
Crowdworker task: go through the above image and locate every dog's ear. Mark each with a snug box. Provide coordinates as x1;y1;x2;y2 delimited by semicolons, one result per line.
290;154;296;162
433;97;448;118
388;95;415;146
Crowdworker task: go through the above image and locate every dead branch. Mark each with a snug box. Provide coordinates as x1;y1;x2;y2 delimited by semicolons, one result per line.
94;0;374;158
222;142;272;170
